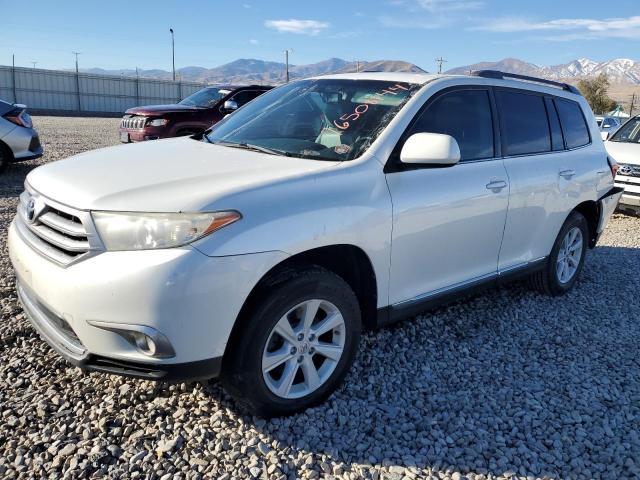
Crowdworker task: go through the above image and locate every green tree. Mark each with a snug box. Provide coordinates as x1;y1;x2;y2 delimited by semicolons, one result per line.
577;74;617;114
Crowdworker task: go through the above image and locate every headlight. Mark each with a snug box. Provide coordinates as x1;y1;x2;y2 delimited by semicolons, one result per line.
92;211;241;251
147;118;168;127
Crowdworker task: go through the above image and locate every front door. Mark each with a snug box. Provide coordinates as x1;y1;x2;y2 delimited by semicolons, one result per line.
386;87;509;305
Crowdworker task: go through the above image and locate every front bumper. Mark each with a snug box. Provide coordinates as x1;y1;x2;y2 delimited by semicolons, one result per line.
8;220;288;378
614;178;640;214
119;126;166;142
2;125;43;161
16;280;221;381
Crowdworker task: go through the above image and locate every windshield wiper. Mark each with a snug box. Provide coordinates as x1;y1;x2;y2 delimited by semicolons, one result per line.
212;140;291;157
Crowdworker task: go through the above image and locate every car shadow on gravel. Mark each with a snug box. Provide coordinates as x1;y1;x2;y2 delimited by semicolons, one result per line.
0;162;40;199
191;248;640;479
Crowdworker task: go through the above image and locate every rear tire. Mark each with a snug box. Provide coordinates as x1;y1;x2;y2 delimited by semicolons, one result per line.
0;143;10;175
221;267;361;417
529;211;588;296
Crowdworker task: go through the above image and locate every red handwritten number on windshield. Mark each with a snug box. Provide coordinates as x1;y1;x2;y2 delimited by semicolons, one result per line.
333;84;408;130
333;104;369;130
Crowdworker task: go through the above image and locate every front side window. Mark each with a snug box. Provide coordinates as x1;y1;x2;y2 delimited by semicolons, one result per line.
555;99;590;149
610;117;640;143
497;90;551;156
230;90;264;107
180;87;231;107
205;79;421;161
406;89;494;161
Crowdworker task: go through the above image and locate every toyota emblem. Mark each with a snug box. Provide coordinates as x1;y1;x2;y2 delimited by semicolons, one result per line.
26;198;36;222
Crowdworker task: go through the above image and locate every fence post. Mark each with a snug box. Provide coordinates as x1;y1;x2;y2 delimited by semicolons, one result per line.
75;71;82;112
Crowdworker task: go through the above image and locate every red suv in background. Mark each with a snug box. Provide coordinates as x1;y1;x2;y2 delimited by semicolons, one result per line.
119;85;272;142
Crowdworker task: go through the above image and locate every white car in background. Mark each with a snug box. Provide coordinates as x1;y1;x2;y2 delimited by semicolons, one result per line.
605;115;640;214
9;71;622;417
596;115;623;140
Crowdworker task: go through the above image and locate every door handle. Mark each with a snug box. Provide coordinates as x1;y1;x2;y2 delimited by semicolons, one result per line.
485;180;507;191
559;169;576;179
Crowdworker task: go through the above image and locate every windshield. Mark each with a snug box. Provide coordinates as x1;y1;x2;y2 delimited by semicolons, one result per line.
180;87;231;107
610;117;640;143
204;79;421;161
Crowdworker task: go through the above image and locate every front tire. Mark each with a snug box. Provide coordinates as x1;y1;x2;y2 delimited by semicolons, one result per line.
221;267;361;417
530;211;588;296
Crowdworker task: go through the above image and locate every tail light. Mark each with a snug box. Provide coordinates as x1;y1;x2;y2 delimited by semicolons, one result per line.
607;157;619;178
3;107;32;129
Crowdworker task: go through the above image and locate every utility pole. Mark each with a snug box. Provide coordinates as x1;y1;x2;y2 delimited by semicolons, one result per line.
72;51;80;73
170;28;175;81
630;93;636;117
31;61;37;69
72;52;81;111
435;57;447;74
12;54;17;103
135;67;140;106
356;60;360;73
284;49;292;83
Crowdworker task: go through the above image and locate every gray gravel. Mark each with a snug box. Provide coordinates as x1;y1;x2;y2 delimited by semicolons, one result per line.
1;116;640;479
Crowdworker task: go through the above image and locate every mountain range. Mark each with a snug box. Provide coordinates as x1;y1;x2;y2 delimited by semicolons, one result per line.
82;58;425;84
446;58;640;84
81;57;640;86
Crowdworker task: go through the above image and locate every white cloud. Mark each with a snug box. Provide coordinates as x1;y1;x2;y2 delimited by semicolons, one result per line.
242;3;251;7
415;0;484;12
474;15;640;40
265;19;330;36
378;15;448;29
379;0;483;29
249;38;259;45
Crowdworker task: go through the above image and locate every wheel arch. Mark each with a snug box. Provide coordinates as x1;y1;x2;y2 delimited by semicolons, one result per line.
572;200;599;248
222;244;378;365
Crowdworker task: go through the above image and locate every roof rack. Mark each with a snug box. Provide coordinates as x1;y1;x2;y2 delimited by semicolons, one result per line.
470;70;581;95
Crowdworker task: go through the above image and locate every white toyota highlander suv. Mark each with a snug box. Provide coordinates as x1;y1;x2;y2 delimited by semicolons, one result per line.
9;71;622;416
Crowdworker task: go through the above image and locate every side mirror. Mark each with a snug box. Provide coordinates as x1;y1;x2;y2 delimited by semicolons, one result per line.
400;132;461;166
221;100;238;113
601;131;610;141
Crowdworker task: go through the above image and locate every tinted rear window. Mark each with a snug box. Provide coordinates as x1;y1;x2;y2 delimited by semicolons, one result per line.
555;99;590;149
496;91;551;156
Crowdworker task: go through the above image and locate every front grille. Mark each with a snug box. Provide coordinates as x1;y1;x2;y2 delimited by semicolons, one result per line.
28;135;41;152
121;116;147;130
16;189;100;266
617;163;640;178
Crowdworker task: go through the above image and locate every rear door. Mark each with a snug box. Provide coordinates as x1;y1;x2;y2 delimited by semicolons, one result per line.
496;90;594;270
386;87;510;305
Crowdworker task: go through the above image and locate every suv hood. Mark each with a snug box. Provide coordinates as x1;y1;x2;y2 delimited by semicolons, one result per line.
605;141;640;165
26;138;336;211
125;104;204;115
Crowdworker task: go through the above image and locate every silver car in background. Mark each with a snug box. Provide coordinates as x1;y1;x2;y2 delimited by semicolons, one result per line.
0;99;43;174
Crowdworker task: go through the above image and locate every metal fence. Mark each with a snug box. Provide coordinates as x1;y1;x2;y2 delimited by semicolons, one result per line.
0;65;208;115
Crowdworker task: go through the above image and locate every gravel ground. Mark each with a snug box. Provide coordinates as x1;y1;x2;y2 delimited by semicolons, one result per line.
1;116;640;479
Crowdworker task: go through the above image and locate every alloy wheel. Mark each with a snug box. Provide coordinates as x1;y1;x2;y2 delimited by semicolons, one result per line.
262;299;346;399
556;226;583;284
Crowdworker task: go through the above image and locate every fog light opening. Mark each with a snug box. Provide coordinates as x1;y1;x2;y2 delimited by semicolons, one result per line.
87;320;176;359
131;332;157;356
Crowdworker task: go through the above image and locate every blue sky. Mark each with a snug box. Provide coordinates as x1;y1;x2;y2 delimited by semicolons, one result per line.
2;0;640;72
